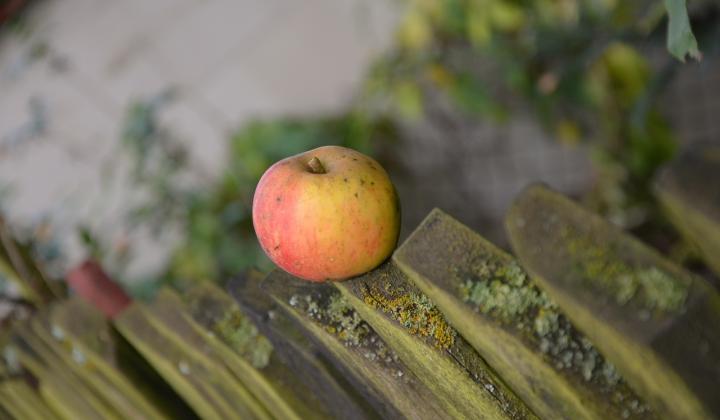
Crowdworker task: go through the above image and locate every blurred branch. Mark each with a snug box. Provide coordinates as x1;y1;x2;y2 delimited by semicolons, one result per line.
0;216;64;305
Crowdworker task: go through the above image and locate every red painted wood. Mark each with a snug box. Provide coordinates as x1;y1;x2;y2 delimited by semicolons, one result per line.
66;260;131;318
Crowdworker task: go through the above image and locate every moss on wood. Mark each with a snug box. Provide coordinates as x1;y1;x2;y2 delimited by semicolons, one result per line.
263;269;448;419
114;300;270;419
395;208;654;419
183;287;273;369
337;262;537;420
506;184;720;420
182;282;336;420
228;272;379;420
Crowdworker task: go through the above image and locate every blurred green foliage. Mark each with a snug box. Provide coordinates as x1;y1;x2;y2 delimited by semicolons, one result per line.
115;0;715;291
362;0;714;225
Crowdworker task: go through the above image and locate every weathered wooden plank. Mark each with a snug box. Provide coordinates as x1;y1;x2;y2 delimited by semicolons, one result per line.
112;328;198;419
9;327;113;419
335;262;537;420
182;282;334;420
114;303;246;419
262;269;448;419
44;299;169;420
25;319;124;419
0;379;57;419
0;384;25;420
0;216;64;303
656;143;720;277
394;208;654;419
0;384;29;420
228;272;379;420
29;316;158;420
144;288;272;420
0;400;15;420
38;371;106;420
506;184;720;419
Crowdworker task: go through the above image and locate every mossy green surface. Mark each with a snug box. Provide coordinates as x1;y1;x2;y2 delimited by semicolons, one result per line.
458;262;624;385
229;272;378;420
395;208;653;420
458;260;546;322
183;284;273;369
213;308;273;369
115;300;272;420
506;184;720;420
338;262;537;420
181;282;334;420
263;274;449;420
563;227;688;316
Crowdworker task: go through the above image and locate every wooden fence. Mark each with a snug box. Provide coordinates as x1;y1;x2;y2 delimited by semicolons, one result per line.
0;143;718;419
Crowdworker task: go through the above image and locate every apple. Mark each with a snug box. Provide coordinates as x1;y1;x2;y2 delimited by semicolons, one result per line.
252;145;401;282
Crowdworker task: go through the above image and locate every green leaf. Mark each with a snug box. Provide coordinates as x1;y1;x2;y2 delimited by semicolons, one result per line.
393;82;424;119
663;0;701;62
449;74;507;121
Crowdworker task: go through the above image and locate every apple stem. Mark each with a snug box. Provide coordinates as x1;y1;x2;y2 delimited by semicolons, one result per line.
307;157;326;174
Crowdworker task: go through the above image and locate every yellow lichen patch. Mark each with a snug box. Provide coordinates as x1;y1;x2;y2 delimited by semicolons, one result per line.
361;282;456;350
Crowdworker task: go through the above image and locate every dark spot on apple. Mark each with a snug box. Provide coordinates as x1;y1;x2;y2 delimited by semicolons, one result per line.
370;181;375;186
274;245;280;250
276;196;282;202
360;179;365;185
354;192;358;198
352;158;358;161
343;178;348;183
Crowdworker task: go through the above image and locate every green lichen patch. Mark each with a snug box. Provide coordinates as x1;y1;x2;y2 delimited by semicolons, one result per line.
214;308;273;369
288;291;404;375
183;284;274;369
452;248;649;417
506;185;720;419
455;257;629;389
563;228;688;316
358;275;456;350
458;259;554;324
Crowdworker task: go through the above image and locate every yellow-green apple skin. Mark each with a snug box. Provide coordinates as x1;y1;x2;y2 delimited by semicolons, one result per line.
252;145;401;282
